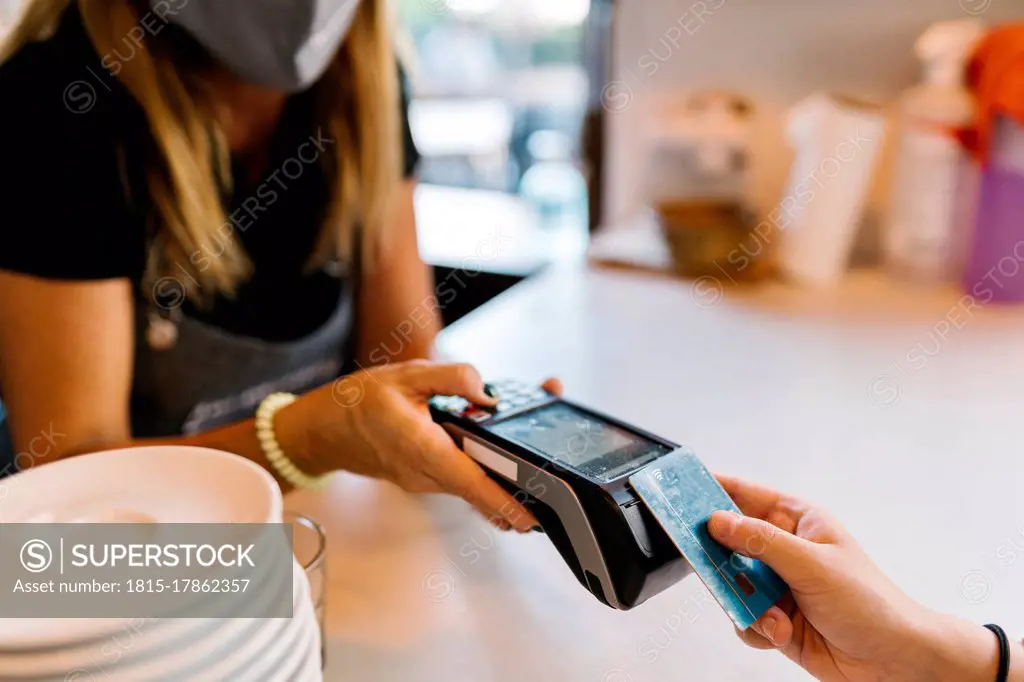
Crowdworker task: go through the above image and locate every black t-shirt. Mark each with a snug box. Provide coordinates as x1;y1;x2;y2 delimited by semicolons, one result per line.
0;5;420;341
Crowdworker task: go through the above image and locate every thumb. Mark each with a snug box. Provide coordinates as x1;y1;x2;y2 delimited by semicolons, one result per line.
708;511;816;584
404;363;496;406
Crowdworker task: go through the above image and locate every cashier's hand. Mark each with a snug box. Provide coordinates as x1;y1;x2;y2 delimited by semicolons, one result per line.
707;477;1006;682
279;361;560;533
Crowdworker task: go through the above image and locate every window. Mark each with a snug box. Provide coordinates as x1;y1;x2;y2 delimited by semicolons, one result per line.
397;1;597;271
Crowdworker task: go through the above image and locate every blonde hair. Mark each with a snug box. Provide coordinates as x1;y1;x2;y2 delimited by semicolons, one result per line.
1;0;401;302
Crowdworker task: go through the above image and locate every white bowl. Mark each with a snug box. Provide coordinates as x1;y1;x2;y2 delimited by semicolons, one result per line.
0;446;282;525
0;446;284;651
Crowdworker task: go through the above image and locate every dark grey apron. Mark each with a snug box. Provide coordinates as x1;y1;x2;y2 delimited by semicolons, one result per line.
131;284;353;438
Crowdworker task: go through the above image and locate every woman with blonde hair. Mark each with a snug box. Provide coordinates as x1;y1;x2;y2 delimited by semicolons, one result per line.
0;0;543;530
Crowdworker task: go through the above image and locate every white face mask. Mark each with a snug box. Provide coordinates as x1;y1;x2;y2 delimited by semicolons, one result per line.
160;0;362;93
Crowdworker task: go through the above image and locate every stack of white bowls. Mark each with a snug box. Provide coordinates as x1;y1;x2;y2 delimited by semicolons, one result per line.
0;446;322;681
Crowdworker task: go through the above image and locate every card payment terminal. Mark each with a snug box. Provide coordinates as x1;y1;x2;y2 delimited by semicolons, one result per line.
430;380;694;610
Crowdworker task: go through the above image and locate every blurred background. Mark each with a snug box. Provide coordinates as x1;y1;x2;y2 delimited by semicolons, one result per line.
394;0;1022;324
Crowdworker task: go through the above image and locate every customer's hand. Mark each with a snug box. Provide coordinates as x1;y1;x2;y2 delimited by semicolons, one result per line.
707;476;1006;682
277;361;554;532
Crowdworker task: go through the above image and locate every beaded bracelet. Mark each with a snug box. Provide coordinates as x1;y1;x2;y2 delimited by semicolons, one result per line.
255;392;331;491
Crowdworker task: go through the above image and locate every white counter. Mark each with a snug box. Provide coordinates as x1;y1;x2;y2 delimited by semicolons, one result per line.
288;265;1024;682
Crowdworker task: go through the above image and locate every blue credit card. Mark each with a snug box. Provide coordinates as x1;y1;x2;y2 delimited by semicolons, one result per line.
629;448;788;630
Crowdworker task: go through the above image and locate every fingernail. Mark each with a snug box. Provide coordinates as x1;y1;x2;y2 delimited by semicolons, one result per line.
516;518;540;532
515;516;540;533
761;617;778;645
710;511;740;539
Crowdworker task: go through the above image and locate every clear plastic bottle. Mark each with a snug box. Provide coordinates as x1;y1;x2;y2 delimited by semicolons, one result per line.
885;19;985;283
